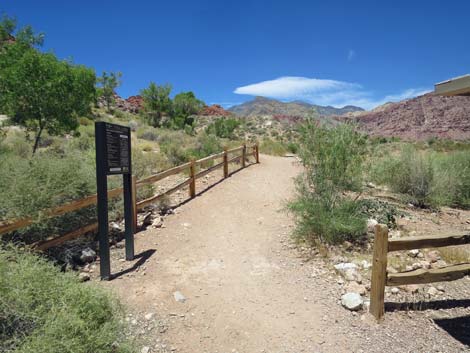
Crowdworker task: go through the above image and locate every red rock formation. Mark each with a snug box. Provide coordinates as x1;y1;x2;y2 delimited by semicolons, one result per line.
200;104;232;117
336;94;470;140
126;95;144;111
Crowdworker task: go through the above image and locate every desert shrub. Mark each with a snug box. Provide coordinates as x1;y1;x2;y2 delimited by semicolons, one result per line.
288;123;367;244
132;147;169;179
206;118;240;139
159;138;192;166
0;151;96;222
78;116;93;126
380;146;434;207
358;199;401;229
0;246;133;353
2;130;31;158
286;141;298;154
370;145;470;209
0;150;99;243
259;138;288;156
140;142;153;152
128;120;139;131
191;133;222;159
136;126;159;141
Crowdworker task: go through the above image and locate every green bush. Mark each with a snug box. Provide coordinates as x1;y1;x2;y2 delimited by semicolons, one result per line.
288;123;367;244
0;246;133;353
136;126;159;141
370;146;470;209
206;118;240;139
259;138;288;156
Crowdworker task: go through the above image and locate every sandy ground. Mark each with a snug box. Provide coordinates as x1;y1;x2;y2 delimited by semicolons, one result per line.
101;155;470;353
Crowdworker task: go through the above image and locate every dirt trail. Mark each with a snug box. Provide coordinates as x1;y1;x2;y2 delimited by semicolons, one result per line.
103;155;468;353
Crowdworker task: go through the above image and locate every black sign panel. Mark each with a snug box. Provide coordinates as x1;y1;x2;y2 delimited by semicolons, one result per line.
95;121;134;280
103;123;131;175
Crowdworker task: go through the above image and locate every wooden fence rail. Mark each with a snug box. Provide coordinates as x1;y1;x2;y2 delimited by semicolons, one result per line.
370;224;470;321
0;143;260;250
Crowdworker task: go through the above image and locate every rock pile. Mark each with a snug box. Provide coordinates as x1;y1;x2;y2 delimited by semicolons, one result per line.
97;93;143;113
200;104;232;116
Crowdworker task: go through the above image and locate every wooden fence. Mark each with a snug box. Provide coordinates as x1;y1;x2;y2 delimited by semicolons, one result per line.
0;143;260;251
370;224;470;321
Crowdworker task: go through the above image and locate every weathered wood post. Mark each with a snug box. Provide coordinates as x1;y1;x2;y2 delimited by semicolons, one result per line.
223;147;228;178
189;159;196;198
131;175;137;232
255;143;260;163
370;224;389;321
242;144;246;168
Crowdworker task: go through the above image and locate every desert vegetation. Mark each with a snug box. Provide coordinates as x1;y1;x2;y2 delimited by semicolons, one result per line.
0;246;132;353
289;121;470;246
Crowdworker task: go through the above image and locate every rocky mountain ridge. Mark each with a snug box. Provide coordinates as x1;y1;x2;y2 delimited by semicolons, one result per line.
228;96;364;117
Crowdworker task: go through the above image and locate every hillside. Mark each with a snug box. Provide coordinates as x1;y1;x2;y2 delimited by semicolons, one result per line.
228;96;364;117
337;93;470;140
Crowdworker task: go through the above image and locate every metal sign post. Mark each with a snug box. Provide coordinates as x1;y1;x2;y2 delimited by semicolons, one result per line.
95;122;134;280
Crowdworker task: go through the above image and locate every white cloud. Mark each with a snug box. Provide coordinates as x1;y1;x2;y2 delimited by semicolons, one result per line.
233;76;431;110
347;49;356;61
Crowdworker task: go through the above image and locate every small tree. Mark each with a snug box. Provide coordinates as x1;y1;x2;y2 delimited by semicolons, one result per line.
0;49;96;154
0;15;44;49
169;91;204;130
140;82;172;127
97;71;121;112
288;121;368;244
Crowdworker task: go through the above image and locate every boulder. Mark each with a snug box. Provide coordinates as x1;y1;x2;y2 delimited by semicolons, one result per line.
367;219;378;232
80;248;96;263
341;293;363;311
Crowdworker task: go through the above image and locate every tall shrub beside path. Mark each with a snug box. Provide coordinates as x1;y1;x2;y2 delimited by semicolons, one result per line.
288;122;367;244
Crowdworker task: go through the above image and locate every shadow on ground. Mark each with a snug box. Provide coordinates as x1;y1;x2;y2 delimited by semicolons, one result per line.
111;248;156;279
385;300;470;346
386;299;470;312
434;315;470;346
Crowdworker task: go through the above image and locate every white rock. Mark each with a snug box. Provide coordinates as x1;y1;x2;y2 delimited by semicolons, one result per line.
344;269;362;283
173;291;186;303
408;249;420;258
360;260;372;270
367;219;378;232
341;293;363;311
334;262;357;273
80;248;96;263
141;346;151;353
391;287;400;295
78;272;90;282
144;312;155;321
404;285;419;294
427;286;439;296
152;216;163;228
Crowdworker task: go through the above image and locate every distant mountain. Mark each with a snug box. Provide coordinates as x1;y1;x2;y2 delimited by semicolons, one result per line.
228;97;364;117
336;93;470;140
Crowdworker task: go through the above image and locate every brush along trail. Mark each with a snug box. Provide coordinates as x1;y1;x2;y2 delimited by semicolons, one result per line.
101;155;468;353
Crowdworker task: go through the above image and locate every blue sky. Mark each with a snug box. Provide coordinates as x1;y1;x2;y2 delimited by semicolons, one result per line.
2;0;469;110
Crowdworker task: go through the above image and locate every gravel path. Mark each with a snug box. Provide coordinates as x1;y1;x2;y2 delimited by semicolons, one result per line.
102;155;470;353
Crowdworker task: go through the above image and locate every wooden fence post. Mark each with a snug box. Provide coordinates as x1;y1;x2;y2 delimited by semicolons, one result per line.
223;147;228;178
370;224;389;321
189;160;196;198
131;175;137;232
255;143;260;163
242;144;246;168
